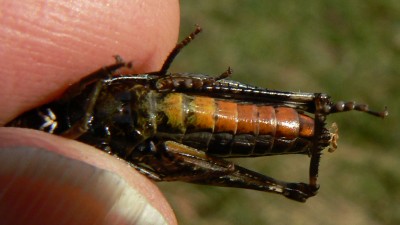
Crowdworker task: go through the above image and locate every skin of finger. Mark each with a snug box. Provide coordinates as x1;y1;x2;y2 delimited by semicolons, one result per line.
0;127;178;225
0;0;179;224
0;0;180;125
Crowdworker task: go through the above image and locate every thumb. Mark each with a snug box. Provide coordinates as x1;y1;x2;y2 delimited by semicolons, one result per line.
0;128;177;225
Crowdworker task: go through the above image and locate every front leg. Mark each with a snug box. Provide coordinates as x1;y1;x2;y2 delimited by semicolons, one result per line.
61;56;130;101
133;141;316;202
61;56;131;139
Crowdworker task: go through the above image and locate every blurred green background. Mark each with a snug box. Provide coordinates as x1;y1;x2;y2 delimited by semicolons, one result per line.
159;1;400;224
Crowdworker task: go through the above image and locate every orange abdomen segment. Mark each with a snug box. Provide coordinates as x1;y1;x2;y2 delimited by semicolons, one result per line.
211;100;315;156
258;106;277;136
275;107;300;139
158;93;315;156
298;114;314;137
236;104;258;134
214;100;314;139
215;101;237;133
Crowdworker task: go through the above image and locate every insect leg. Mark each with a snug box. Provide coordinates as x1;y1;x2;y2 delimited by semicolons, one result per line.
134;141;236;181
61;56;130;101
307;94;336;192
138;141;315;202
59;57;133;139
126;162;164;181
214;165;317;202
60;80;103;139
215;67;233;80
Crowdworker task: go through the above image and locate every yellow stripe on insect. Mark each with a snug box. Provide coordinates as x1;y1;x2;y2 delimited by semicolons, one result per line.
188;96;216;131
161;93;186;132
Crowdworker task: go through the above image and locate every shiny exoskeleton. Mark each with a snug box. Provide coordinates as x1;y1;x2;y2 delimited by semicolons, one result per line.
6;26;388;202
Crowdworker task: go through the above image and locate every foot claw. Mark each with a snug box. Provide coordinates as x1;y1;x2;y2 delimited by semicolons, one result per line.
283;183;318;202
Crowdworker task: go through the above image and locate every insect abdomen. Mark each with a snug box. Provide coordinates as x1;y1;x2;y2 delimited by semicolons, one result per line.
155;93;316;157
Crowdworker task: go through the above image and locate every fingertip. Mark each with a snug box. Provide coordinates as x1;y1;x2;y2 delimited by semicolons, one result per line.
0;0;180;124
0;128;177;225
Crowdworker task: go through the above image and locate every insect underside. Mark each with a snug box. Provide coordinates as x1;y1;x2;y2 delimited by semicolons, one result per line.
7;26;388;202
